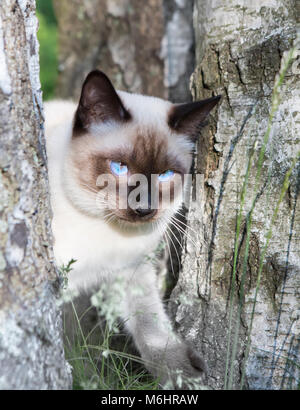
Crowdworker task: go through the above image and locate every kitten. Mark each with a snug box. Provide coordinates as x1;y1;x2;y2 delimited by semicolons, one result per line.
45;70;220;387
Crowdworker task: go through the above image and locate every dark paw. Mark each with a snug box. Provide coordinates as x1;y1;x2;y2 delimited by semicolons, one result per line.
153;341;208;389
186;343;207;375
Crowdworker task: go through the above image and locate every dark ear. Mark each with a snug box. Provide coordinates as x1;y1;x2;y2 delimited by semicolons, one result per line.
73;70;131;135
168;95;221;140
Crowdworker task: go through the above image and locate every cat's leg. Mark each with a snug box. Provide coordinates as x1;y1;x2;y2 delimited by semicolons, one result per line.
121;262;207;389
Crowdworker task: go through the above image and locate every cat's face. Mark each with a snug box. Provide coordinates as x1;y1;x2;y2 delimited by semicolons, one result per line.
64;70;220;228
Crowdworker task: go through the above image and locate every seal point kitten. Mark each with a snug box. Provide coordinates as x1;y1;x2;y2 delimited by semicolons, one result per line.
45;70;220;387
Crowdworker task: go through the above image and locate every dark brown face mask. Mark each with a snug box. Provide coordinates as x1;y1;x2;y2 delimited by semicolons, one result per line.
68;69;221;223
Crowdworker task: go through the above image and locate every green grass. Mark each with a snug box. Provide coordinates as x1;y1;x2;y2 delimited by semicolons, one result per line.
63;301;160;390
59;262;160;390
36;0;58;100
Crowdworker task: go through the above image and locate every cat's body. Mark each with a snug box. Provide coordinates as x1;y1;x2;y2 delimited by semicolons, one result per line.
45;71;220;387
46;99;167;293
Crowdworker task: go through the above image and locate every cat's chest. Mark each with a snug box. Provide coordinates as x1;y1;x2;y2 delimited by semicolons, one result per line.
52;205;158;272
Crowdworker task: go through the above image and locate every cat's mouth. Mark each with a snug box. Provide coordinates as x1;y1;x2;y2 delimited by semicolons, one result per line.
109;208;159;224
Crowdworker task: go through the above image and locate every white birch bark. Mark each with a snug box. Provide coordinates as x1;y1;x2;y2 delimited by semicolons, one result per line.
53;0;166;100
170;0;300;389
0;0;71;389
161;0;195;102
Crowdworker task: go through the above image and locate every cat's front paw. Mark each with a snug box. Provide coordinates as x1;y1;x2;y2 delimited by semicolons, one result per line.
149;342;207;389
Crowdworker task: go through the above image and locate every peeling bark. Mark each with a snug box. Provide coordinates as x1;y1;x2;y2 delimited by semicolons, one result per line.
0;0;71;389
170;0;300;389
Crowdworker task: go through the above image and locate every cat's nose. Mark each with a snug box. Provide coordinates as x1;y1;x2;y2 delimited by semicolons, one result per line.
134;208;157;218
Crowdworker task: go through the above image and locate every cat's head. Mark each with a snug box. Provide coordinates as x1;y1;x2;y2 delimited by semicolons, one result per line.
64;70;220;228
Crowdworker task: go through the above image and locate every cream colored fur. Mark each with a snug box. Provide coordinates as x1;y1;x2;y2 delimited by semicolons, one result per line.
45;92;205;387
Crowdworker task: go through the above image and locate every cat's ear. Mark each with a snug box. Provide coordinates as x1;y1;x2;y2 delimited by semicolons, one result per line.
73;70;131;134
168;95;221;140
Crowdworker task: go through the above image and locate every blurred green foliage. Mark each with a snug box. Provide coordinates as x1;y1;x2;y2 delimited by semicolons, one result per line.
36;0;58;100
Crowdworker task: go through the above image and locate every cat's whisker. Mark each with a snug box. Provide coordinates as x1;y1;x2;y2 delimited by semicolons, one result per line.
153;219;170;265
169;218;191;238
171;215;200;238
166;224;185;253
106;214;117;225
168;219;198;249
170;215;199;241
80;183;99;195
103;211;116;220
160;214;190;253
165;225;182;268
156;218;177;278
174;208;185;217
163;231;176;278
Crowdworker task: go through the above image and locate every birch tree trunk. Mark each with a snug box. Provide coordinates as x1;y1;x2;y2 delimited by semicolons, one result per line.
53;0;166;100
0;0;71;389
170;0;300;390
53;0;195;103
162;0;195;102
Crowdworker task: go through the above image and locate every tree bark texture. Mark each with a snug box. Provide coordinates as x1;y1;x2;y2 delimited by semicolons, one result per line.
170;0;300;389
162;0;195;102
53;0;194;103
0;0;71;389
53;0;166;100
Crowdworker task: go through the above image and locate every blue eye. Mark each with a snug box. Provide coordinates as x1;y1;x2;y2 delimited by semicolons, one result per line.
158;170;175;182
110;161;128;176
